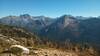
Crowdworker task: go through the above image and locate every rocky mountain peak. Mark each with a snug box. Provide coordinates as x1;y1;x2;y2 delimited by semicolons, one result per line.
55;15;78;28
60;15;75;20
20;14;31;19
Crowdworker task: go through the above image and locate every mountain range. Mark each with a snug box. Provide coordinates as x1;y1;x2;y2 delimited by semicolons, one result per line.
0;14;100;48
0;14;55;33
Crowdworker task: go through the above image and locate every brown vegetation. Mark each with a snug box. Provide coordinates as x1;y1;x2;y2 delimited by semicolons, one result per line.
0;24;99;56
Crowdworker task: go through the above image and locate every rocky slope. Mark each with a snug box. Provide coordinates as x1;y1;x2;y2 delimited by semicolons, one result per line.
0;24;42;50
0;24;80;56
0;24;98;56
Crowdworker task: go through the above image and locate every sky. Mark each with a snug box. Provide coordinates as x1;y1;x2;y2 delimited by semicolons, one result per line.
0;0;100;18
